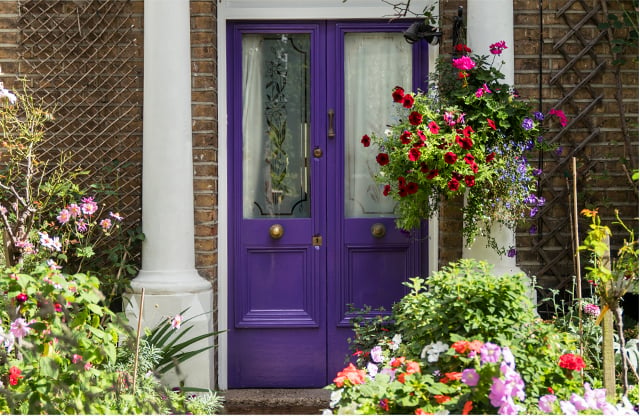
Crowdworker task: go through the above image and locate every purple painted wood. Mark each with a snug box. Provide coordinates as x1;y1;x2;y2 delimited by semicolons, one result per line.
228;20;429;388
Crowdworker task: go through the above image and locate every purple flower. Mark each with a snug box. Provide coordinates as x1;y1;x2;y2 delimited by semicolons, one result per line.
555;146;563;156
538;395;557;413
529;225;538;234
366;362;379;377
370;346;383;363
480;342;502;364
532;168;542;176
521;118;534;130
489;377;508;407
534;111;544;121
559;400;578;415
529;207;539;217
461;368;480;386
570;393;590;411
507;247;517;258
10;318;31;338
501;347;515;369
498;398;522;415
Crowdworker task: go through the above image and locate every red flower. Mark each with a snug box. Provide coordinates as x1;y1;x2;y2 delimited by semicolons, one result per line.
547;387;554;394
455;135;473;149
463;153;475;164
485;152;496;163
439;372;462;384
434;395;451;404
470;162;479;173
455;44;472;54
380;398;390;412
428;121;440;134
426;169;439;179
447;179;460;191
405;361;421;374
416;130;426;142
406;182;419;194
398;187;408;197
400;130;412;144
444;152;457;164
54;303;62;312
415;409;432;415
333;363;366;387
15;293;28;303
452;171;463;181
8;366;23;386
376;153;390;166
468;340;484;353
361;134;371;147
392;86;405;103
382;184;391;196
465;175;476;187
451;340;469;354
463;125;474;138
391;357;406;368
408;148;421;162
559;353;586;371
402;94;415;109
408;111;423;126
462;401;473;415
487;118;497;130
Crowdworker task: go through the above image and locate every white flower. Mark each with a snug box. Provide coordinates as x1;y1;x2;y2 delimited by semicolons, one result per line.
329;389;342;407
170;314;183;329
389;333;402;350
421;341;449;363
366;362;379;378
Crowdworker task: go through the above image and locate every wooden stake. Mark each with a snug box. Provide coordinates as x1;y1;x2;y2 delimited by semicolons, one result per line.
571;157;584;357
132;288;145;394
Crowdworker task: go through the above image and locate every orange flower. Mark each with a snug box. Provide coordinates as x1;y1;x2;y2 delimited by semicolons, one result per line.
434;395;451;404
415;409;433;415
333;363;366;387
391;357;406;368
451;340;470;354
397;372;407;383
405;361;421;375
462;401;473;415
468;340;483;354
581;208;598;218
439;372;462;383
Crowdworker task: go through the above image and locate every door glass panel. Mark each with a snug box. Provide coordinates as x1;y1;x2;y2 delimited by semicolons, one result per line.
242;33;311;218
344;32;412;218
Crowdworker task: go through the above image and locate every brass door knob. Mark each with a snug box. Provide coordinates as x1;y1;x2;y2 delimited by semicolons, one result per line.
269;224;284;240
371;223;386;238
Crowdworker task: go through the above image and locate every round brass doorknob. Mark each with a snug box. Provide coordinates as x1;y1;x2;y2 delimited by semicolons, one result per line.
269;224;284;240
371;223;386;238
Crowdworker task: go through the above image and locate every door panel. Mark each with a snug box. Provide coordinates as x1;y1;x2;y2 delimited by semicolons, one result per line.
228;20;428;388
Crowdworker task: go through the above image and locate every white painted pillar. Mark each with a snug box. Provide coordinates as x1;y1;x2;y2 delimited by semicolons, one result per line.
127;0;214;390
463;0;524;277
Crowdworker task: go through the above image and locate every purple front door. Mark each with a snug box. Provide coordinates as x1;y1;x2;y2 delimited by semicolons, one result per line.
227;21;430;388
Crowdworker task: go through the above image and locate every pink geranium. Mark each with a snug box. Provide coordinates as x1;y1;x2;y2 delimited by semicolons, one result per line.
452;56;476;70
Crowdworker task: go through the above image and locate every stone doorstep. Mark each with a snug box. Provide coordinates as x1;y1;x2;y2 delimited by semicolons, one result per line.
221;389;331;415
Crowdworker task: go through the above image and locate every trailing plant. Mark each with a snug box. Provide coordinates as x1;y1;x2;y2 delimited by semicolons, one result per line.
362;43;564;251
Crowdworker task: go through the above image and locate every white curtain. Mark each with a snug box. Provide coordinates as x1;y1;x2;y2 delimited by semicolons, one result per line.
344;33;413;218
242;35;266;218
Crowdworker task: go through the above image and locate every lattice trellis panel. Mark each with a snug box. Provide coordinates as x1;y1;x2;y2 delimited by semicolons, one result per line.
519;0;638;294
17;0;142;225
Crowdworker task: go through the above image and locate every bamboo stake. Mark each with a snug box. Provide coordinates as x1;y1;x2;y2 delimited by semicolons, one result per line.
600;238;617;400
571;157;584;357
132;288;145;394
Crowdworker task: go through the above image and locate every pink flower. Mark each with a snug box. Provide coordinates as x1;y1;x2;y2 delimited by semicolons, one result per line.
10;318;31;338
428;121;440;134
549;108;568;127
67;203;82;217
15;293;28;303
72;354;83;364
171;314;183;329
583;303;600;317
475;83;492;98
100;218;112;230
57;208;71;224
408;147;421;162
489;40;508;55
452;56;476;70
109;211;124;221
80;196;99;216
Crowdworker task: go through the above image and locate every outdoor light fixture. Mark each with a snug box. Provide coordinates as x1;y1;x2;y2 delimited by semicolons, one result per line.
403;22;442;45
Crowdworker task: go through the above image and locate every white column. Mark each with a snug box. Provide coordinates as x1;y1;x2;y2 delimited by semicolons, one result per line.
463;1;524;277
127;0;214;390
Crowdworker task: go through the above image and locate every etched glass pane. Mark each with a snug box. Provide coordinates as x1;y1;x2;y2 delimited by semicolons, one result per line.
344;33;412;218
242;33;311;218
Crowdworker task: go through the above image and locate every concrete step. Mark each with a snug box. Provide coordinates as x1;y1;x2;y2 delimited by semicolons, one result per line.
221;389;331;415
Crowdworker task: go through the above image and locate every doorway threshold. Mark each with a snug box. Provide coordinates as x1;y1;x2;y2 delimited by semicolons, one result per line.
221;389;330;415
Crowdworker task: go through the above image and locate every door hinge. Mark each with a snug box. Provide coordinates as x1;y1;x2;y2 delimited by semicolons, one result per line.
312;235;323;246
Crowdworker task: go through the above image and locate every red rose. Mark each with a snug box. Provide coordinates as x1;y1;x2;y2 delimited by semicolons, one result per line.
447;179;460;191
392;86;405;103
465;175;476;187
444;152;457;164
402;94;415;109
361;134;371;147
408;111;423;126
400;130;412;144
376;153;390;166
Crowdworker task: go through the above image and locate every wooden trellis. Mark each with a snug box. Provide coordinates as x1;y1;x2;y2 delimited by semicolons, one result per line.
525;0;634;294
17;0;142;223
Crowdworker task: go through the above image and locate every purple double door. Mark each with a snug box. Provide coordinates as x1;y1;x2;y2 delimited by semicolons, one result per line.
227;20;430;388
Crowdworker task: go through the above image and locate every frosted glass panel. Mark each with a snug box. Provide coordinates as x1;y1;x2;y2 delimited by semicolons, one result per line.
344;33;412;218
242;34;311;218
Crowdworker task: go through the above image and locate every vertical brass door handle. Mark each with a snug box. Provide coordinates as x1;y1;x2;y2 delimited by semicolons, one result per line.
371;223;386;238
269;224;284;239
328;109;335;139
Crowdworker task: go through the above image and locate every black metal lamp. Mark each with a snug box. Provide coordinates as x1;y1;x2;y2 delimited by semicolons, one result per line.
403;22;442;45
